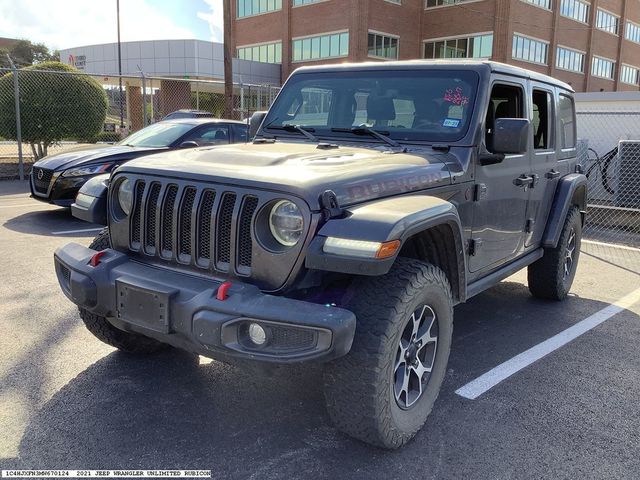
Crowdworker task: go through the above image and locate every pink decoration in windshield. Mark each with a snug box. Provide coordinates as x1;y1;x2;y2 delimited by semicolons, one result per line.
443;87;469;106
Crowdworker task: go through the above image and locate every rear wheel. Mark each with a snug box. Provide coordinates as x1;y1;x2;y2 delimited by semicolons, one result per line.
323;258;453;449
78;229;167;354
528;206;582;300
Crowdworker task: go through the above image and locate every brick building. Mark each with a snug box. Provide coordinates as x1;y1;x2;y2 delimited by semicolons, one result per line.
231;0;640;92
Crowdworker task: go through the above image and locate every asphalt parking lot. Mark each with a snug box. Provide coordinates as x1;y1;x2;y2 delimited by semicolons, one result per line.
1;179;639;480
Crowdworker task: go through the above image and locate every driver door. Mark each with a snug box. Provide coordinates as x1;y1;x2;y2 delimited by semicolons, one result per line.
469;80;531;273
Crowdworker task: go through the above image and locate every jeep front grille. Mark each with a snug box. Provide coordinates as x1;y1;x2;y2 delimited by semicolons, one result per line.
127;180;260;276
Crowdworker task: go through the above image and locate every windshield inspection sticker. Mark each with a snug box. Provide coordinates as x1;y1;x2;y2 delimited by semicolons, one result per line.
443;118;460;128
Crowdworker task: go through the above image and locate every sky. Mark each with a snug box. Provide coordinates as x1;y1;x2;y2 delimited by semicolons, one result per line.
0;0;224;50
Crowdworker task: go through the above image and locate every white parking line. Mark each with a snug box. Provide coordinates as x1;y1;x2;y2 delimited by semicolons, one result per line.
0;203;41;209
51;227;103;235
455;286;640;400
582;239;640;253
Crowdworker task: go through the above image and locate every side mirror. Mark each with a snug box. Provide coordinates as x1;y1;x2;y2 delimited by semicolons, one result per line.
492;118;530;154
248;111;268;140
179;141;199;149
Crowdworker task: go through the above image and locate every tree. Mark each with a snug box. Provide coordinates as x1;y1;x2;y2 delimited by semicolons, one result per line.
0;61;108;159
7;40;58;67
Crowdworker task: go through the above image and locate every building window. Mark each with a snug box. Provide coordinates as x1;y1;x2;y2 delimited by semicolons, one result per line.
423;33;493;59
368;32;399;59
522;0;551;9
385;0;402;3
237;41;282;63
512;34;548;65
625;21;640;44
591;56;615;79
620;64;640;86
596;9;619;35
560;0;589;23
292;31;349;62
237;0;282;18
556;46;584;73
425;0;474;8
292;0;324;5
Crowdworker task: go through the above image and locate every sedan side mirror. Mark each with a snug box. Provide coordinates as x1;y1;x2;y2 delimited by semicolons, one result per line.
179;141;199;149
492;118;530;155
249;111;268;140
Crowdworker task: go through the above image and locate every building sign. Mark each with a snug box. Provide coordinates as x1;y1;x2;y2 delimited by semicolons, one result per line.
68;54;86;69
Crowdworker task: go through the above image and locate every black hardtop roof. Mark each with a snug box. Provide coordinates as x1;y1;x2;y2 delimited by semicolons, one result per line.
292;59;574;93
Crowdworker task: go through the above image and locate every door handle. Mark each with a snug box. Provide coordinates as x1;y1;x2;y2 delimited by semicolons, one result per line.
546;169;561;179
514;175;534;187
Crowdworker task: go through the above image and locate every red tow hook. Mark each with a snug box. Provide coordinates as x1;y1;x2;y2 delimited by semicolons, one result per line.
216;281;233;301
89;250;106;267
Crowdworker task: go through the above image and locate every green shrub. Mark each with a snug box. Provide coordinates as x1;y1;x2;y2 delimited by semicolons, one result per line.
0;61;108;159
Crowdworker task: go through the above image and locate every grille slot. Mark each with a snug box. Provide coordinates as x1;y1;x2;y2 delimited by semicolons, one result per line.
33;168;53;194
237;196;258;271
216;193;237;267
161;185;178;254
145;183;161;251
179;187;197;257
197;190;216;261
130;181;145;247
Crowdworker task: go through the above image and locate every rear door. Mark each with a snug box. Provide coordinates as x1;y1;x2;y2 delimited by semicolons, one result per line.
525;83;559;247
470;79;531;273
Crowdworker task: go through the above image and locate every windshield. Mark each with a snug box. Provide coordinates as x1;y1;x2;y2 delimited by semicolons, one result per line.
263;69;479;143
118;122;194;147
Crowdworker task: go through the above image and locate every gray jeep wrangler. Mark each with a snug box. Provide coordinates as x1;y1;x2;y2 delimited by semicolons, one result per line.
54;60;586;449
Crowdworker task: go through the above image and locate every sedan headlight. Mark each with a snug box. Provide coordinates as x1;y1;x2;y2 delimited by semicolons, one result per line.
117;178;134;216
62;163;114;177
269;200;304;246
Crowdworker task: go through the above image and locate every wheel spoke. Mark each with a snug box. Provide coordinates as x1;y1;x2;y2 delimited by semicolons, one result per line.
415;306;437;346
394;366;410;406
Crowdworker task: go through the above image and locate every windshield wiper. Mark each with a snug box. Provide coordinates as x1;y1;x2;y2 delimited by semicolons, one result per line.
331;125;402;149
265;123;318;142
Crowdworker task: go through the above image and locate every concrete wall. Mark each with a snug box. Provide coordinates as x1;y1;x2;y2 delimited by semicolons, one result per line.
59;40;281;86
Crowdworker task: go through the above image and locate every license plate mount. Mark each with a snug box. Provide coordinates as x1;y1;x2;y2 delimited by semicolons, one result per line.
116;280;173;333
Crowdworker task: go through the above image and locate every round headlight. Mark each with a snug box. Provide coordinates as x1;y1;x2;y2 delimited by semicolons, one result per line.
269;200;304;246
117;178;134;216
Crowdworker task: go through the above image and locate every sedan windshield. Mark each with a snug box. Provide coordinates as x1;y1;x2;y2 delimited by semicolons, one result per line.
118;122;195;148
263;69;479;143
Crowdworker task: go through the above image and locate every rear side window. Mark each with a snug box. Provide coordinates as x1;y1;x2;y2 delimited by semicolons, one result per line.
532;89;554;150
558;94;576;149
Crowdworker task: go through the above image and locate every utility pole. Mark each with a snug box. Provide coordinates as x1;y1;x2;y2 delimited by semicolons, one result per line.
117;0;124;130
223;0;234;119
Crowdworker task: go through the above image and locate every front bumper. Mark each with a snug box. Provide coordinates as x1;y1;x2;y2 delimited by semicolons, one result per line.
54;243;356;363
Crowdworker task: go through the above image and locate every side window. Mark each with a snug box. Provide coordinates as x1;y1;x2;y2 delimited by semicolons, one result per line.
558;94;576;149
532;89;554;150
183;125;230;146
485;84;525;152
231;124;248;142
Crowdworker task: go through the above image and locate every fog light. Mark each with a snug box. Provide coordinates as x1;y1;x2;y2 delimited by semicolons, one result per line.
248;323;267;346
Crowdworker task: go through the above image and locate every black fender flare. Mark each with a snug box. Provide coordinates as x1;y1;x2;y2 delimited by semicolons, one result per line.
71;174;110;226
542;173;588;248
305;195;467;301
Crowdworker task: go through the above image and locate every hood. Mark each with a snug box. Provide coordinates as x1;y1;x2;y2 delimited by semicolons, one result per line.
33;145;166;171
117;142;454;209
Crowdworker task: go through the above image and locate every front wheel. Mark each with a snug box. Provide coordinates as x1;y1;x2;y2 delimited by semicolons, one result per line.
323;258;453;449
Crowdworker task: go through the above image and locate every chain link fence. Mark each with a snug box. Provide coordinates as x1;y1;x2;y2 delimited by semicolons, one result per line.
0;65;280;180
576;108;640;269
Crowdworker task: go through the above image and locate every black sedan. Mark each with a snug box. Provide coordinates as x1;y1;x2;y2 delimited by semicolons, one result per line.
30;118;248;206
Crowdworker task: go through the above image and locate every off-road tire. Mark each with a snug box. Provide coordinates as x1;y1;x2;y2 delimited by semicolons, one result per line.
78;229;167;354
528;206;582;300
323;257;453;449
